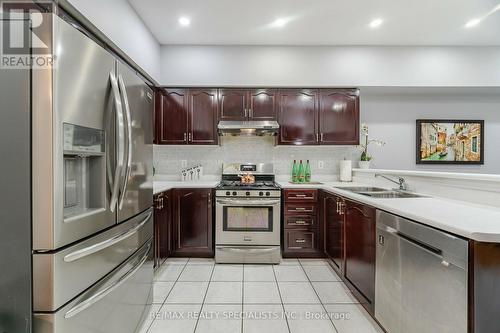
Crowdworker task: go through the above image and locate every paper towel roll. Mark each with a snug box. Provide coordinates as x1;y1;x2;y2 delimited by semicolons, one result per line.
339;160;352;182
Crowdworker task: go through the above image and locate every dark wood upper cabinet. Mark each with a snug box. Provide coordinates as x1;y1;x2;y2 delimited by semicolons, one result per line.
172;188;213;257
188;89;218;145
278;89;319;145
319;89;359;145
155;87;359;146
324;194;344;275
155;89;188;144
219;89;248;121
344;199;376;310
248;89;277;120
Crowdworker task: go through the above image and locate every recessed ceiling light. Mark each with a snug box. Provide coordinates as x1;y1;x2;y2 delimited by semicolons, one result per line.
272;18;287;28
369;18;384;29
178;16;191;27
464;18;481;28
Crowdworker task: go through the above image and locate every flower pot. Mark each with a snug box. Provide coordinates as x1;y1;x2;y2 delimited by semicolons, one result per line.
358;161;371;169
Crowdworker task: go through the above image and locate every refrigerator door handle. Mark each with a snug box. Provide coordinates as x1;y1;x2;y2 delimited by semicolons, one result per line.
108;72;125;213
117;74;132;210
63;210;152;263
64;240;151;319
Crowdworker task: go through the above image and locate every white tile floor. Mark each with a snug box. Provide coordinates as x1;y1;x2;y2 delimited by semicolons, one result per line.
138;258;383;333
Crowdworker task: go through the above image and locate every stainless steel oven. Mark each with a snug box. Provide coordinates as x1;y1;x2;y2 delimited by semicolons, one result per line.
216;196;280;246
214;163;281;264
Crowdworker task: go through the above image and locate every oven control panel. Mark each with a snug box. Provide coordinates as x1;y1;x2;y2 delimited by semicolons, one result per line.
216;190;281;198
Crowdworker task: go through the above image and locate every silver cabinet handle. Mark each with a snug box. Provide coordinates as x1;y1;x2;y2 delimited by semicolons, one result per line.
249;109;253;118
64;240;151;319
117;74;132;210
316;133;319;142
64;210;152;262
295;194;307;197
320;133;324;141
244;109;248;118
188;132;192;142
184;133;187;142
108;72;124;213
295;239;306;243
291;207;313;212
294;220;308;225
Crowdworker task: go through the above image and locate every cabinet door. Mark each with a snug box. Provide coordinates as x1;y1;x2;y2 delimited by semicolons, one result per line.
163;190;172;257
319;89;359;145
278;89;319;145
188;89;218;145
172;189;213;256
324;195;344;274
154;191;170;268
344;200;376;306
219;89;248;121
155;89;188;144
249;89;277;120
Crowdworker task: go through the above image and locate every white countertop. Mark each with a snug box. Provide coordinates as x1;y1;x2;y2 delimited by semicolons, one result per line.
154;180;220;194
277;180;500;243
352;168;500;182
153;178;500;242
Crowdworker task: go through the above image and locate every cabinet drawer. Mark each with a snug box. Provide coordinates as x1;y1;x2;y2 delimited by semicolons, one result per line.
284;189;317;202
285;215;316;228
284;230;318;251
284;202;317;215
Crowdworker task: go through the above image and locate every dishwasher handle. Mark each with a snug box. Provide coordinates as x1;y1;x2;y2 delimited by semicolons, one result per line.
382;225;452;267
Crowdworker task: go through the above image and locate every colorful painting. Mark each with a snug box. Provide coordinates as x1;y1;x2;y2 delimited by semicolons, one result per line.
416;120;484;164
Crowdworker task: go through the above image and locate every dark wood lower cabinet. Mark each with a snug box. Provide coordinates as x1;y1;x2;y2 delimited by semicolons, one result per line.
323;193;344;275
344;199;376;314
153;190;171;268
172;188;214;257
282;189;324;258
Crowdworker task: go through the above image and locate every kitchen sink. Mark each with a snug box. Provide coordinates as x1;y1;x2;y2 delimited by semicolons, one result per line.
336;186;387;192
335;187;427;199
359;191;427;198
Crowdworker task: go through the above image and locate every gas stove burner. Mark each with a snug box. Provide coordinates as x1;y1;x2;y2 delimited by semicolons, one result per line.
217;180;279;188
216;181;281;192
216;162;280;197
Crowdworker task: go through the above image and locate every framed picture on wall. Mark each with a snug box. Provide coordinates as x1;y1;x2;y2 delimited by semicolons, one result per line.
416;119;484;164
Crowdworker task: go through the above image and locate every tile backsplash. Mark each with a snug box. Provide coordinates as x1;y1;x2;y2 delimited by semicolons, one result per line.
154;136;359;179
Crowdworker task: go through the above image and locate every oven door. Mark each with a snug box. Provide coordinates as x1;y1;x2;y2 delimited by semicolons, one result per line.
216;197;280;246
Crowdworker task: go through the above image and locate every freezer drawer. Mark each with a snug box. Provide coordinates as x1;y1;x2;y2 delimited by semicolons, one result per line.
33;238;153;333
33;208;153;311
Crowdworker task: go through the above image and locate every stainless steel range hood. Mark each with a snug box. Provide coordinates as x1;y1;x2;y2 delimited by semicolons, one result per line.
218;120;279;136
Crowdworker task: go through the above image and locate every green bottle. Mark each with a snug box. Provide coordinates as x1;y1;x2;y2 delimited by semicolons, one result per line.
305;160;311;182
298;160;305;183
292;160;298;183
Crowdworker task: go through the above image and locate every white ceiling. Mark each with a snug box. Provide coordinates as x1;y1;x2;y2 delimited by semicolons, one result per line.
129;0;500;46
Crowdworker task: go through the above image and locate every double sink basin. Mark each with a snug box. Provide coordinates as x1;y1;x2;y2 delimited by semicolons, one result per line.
336;186;427;199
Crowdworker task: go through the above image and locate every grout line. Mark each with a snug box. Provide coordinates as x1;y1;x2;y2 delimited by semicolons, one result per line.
192;262;216;333
241;264;245;333
272;264;292;333
299;260;339;333
146;259;189;333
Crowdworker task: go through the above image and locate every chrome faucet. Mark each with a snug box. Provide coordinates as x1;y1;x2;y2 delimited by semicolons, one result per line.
375;174;408;191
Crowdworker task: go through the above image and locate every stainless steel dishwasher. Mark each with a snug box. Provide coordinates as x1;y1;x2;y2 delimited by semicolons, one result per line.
375;210;468;333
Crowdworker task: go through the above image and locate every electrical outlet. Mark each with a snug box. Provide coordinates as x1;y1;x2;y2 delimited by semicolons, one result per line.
318;160;324;169
181;160;187;168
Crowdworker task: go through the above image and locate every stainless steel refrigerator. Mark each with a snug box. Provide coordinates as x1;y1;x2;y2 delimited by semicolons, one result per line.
0;12;154;333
